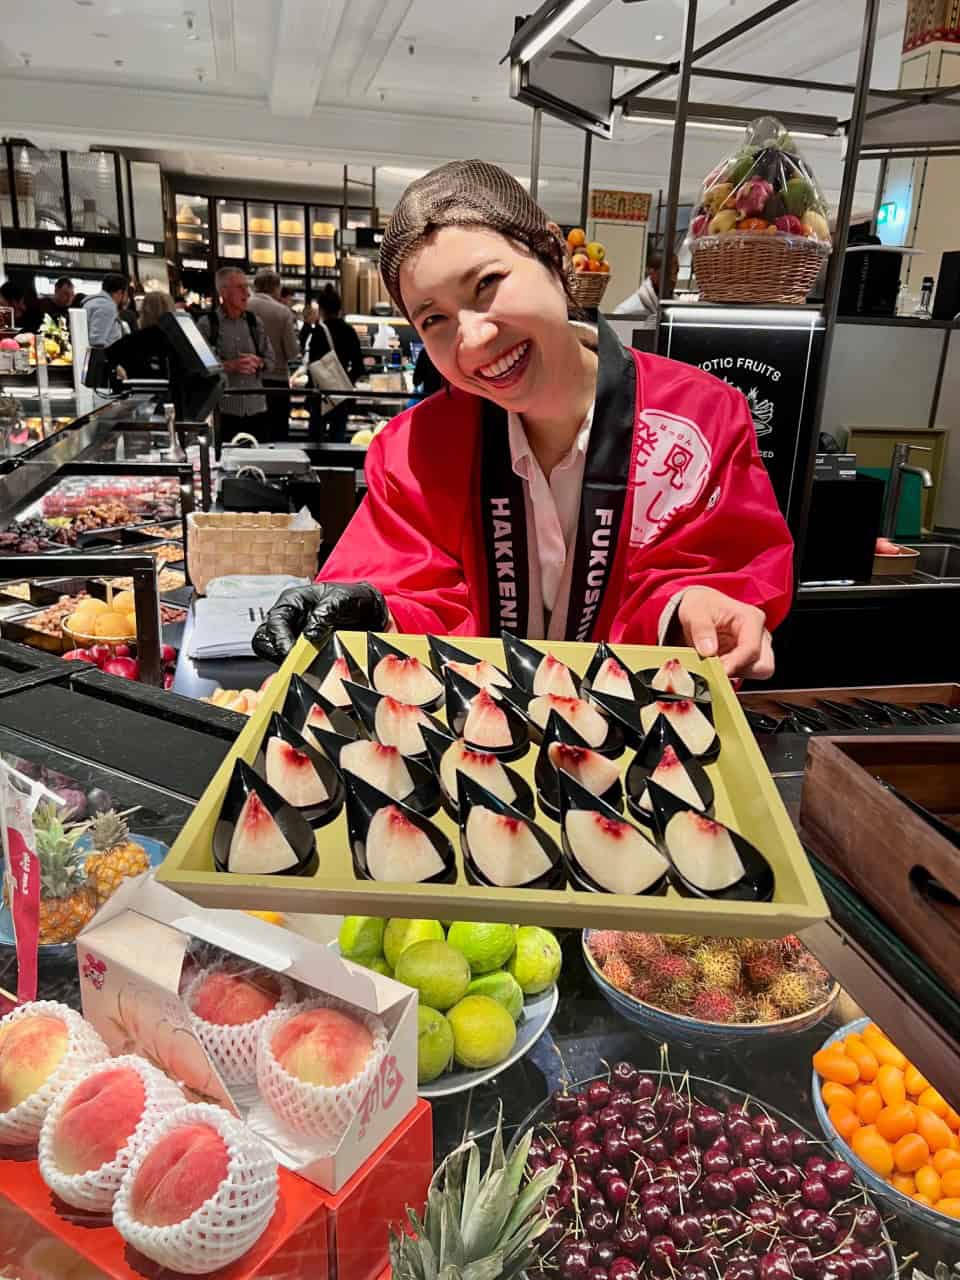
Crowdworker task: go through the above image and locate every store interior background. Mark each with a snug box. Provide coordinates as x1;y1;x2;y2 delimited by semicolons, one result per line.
0;0;958;688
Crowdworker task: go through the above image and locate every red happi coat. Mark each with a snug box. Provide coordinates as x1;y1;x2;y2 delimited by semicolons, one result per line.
318;342;793;642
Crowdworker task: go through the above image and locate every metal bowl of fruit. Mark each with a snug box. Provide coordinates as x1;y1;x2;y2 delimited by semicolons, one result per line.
583;930;840;1049
511;1063;897;1279
813;1017;960;1239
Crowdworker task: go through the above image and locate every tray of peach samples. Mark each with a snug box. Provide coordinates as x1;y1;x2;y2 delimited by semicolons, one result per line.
157;632;826;933
0;877;418;1272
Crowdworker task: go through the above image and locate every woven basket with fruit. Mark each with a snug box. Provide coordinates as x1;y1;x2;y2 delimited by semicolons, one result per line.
687;114;831;304
566;226;612;308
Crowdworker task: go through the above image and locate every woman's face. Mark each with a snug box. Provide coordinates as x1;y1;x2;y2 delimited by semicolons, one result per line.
399;225;571;413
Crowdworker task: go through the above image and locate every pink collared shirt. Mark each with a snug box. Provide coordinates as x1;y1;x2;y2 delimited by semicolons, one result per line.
507;406;684;642
507;406;593;638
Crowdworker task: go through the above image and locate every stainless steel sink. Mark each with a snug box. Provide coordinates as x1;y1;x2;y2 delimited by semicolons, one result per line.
905;543;960;580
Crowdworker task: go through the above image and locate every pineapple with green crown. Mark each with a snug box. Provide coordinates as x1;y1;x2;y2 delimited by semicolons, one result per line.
85;809;149;905
390;1108;558;1280
33;802;98;945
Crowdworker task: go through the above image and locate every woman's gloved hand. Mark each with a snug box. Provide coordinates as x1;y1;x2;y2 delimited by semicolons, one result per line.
252;581;389;664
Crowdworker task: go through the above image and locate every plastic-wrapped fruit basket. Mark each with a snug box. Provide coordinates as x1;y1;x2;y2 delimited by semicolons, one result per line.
813;1017;960;1240
582;930;840;1049
510;1068;898;1277
687;114;831;304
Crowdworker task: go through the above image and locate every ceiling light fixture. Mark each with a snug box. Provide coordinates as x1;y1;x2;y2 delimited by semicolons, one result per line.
509;0;612;64
92;31;109;38
625;114;834;139
654;32;665;40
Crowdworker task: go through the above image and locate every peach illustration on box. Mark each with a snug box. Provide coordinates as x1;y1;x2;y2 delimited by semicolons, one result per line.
95;981;225;1107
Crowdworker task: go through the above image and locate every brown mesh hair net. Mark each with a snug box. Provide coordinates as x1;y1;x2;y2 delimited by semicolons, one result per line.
379;159;571;318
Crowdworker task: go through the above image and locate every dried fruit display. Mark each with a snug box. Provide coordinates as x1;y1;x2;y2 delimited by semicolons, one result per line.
587;931;833;1024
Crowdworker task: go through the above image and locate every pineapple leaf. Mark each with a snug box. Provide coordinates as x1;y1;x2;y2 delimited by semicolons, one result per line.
439;1188;465;1271
461;1257;506;1280
501;1166;559;1244
425;1184;445;1259
502;1126;533;1198
460;1142;480;1235
442;1141;468;1215
460;1166;514;1260
487;1103;506;1175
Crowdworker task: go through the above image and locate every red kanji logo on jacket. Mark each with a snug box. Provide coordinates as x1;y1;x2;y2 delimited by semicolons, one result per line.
630;409;711;547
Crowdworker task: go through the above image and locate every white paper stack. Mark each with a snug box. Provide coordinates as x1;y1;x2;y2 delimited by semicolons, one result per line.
188;593;283;660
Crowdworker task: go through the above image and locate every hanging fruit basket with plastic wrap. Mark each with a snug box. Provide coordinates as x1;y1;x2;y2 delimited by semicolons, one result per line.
687;115;832;304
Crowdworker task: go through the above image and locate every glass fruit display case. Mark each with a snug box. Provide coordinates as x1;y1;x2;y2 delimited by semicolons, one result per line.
1;405;959;1278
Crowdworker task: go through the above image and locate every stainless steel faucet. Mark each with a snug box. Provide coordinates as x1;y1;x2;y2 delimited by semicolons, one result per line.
880;441;933;538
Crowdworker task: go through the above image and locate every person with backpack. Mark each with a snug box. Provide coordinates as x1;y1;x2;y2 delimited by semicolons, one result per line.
198;267;274;442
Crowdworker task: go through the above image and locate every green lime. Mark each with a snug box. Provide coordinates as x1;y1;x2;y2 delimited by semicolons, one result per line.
338;916;386;963
394;940;471;1011
466;970;523;1021
382;918;444;970
417;1005;454;1084
507;926;561;994
363;956;393;977
446;922;516;974
447;995;517;1069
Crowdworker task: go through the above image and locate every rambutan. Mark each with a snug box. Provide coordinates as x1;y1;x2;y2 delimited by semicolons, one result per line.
618;932;666;966
647;951;694;989
627;975;656;1003
745;953;784;989
689;989;740;1024
660;934;700;953
753;995;782;1023
656;981;696;1013
589;930;623;964
603;955;634;992
778;934;805;959
693;946;742;991
768;971;816;1015
734;937;779;961
794;950;831;986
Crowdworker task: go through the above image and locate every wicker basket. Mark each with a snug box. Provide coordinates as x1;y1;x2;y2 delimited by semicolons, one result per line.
569;269;612;310
186;512;323;595
692;233;828;304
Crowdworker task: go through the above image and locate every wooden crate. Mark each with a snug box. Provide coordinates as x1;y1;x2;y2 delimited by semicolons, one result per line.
800;735;960;997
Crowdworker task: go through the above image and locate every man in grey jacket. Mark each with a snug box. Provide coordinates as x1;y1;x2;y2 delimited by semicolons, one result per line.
82;273;128;346
247;270;299;441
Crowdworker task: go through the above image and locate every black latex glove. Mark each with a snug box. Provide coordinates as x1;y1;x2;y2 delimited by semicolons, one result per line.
252;581;390;665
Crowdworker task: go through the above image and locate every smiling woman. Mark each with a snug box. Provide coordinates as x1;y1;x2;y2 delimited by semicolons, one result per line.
254;160;793;680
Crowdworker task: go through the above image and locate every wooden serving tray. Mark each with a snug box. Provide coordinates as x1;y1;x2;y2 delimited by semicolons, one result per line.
799;735;960;997
157;633;828;934
740;683;960;721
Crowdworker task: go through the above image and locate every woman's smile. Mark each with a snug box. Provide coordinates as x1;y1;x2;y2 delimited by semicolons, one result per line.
471;339;532;389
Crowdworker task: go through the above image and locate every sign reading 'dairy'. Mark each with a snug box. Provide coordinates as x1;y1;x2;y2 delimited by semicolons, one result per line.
660;304;825;529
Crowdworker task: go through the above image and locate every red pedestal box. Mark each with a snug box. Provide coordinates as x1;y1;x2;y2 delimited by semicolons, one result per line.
0;1099;432;1280
0;1160;328;1279
314;1097;433;1280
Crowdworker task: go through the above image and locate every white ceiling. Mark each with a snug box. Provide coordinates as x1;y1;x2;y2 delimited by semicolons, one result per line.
0;0;909;221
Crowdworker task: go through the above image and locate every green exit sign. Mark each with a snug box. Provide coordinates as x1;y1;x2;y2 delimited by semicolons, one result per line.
877;201;897;225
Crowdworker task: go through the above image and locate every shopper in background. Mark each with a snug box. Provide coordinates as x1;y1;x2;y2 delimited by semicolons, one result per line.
0;279;29;324
305;284;364;443
140;290;175;330
111;290;174;381
300;299;319;351
118;280;139;334
247;269;300;442
612;250;679;325
82;273;128;346
198;267;274;443
21;277;75;333
280;285;297;309
256;161;791;678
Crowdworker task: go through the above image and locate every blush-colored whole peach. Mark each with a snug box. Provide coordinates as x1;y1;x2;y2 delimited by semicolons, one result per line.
130;1123;229;1227
52;1065;146;1175
272;1008;373;1088
0;1014;69;1111
192;969;281;1027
